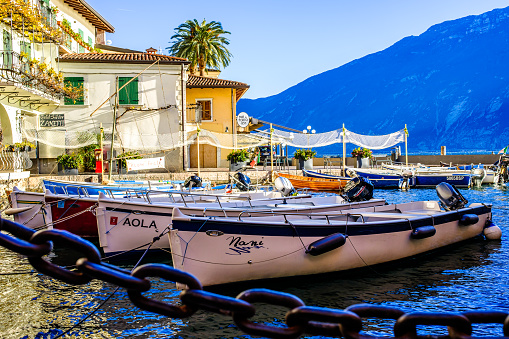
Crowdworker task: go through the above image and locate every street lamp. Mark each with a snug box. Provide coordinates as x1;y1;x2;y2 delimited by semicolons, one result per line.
302;126;316;134
302;126;315;148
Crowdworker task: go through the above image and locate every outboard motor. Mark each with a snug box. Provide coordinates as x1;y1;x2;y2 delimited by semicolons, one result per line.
345;168;357;178
471;167;486;187
399;170;414;190
233;172;251;191
342;177;374;202
436;182;467;211
497;155;509;183
184;175;202;189
274;176;296;197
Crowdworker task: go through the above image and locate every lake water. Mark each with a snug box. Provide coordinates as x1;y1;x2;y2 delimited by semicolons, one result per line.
1;186;508;338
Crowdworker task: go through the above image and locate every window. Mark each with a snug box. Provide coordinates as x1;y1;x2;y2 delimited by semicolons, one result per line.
88;36;93;48
78;29;84;53
118;77;139;105
3;30;12;68
64;77;84;105
197;99;212;121
20;42;31;75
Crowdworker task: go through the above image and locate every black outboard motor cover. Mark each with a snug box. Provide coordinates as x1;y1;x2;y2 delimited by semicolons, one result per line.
234;172;251;191
343;177;374;202
184;175;202;188
436;182;467;211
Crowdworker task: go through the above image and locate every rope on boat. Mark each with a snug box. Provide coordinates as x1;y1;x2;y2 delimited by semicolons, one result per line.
32;203;99;231
178;219;210;265
101;226;172;261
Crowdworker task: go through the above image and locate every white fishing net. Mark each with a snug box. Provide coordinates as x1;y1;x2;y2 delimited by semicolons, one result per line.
345;129;406;150
23;112;406;153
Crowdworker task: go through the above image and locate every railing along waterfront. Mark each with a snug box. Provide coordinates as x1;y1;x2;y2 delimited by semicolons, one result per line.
0;217;508;338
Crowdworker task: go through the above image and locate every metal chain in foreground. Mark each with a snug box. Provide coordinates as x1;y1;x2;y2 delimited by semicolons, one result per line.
1;217;509;338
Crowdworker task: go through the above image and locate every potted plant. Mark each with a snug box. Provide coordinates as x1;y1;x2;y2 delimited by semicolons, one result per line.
227;149;250;171
56;152;83;175
294;149;316;170
117;151;142;174
351;147;372;168
14;141;35;152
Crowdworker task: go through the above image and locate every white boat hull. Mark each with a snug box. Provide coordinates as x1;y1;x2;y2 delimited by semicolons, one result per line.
169;202;491;287
95;196;387;255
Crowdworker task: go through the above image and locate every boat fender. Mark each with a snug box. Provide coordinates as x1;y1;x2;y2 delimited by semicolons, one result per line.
410;226;436;239
184;175;202;188
483;220;502;240
459;214;479;226
306;233;347;256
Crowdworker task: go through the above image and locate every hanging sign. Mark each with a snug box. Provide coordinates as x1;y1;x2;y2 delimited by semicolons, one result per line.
237;112;249;128
126;157;165;172
40;114;65;127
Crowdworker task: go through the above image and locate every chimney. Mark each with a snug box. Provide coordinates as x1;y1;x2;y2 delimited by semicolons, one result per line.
146;47;157;54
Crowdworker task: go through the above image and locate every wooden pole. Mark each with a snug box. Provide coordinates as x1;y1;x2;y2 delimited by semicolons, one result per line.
108;78;119;182
100;123;104;184
342;124;346;176
405;124;409;167
196;124;200;177
270;123;274;174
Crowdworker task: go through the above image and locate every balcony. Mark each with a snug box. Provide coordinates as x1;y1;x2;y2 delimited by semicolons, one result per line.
0;50;61;112
0;148;33;179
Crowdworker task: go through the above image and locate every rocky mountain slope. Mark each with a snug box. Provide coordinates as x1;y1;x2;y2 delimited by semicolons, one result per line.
237;7;509;154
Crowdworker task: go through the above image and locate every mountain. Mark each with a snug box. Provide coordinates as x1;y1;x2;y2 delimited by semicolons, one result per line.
237;7;509;154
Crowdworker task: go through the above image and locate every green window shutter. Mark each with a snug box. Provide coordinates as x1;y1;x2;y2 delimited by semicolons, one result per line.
88;36;93;47
20;41;31;56
64;77;84;105
78;29;84;53
118;77;139;105
3;30;12;68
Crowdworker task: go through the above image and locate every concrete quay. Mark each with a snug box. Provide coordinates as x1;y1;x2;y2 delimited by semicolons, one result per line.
1;153;502;193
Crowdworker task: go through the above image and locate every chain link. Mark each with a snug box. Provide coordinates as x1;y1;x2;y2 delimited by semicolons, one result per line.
1;216;509;338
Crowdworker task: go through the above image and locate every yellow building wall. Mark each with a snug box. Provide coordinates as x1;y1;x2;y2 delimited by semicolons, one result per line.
186;87;237;168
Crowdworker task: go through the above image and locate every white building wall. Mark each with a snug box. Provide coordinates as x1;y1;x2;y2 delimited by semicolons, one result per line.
50;61;186;170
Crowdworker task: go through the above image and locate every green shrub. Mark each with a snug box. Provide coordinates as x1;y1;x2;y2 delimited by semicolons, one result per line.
227;149;250;163
56;152;83;169
78;144;99;172
293;149;316;161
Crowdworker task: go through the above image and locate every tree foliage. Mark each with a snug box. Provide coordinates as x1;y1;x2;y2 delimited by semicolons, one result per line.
168;19;232;76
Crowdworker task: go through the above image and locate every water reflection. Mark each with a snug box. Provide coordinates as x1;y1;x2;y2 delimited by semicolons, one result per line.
0;186;507;338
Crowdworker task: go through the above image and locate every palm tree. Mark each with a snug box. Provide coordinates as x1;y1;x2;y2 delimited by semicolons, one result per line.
168;19;232;76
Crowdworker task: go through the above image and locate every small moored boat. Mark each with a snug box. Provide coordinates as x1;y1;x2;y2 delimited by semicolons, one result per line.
169;183;498;287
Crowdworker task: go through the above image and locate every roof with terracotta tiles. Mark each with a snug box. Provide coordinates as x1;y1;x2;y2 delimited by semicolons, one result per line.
187;75;250;89
59;53;189;64
187;75;250;101
63;0;115;33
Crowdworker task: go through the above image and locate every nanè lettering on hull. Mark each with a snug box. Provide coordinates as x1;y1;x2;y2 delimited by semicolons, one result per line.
226;236;265;255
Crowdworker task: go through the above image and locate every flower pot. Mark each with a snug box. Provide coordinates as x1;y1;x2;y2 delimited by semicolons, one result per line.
229;161;248;172
297;159;313;170
356;156;370;168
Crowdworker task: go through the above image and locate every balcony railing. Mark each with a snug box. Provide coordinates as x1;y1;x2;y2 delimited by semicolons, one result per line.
0;50;63;101
0;149;33;172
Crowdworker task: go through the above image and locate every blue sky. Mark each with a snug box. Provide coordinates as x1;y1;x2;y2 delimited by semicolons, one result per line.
87;0;509;99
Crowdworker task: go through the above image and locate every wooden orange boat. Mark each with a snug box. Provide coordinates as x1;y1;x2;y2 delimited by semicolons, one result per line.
275;172;351;191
